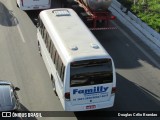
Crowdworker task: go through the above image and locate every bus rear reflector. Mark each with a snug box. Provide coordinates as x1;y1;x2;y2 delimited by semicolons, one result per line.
65;92;70;100
112;87;116;94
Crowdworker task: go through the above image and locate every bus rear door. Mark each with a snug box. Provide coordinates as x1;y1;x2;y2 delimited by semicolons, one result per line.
68;59;114;110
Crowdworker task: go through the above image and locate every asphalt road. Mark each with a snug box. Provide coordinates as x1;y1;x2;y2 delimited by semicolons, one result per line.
0;0;160;120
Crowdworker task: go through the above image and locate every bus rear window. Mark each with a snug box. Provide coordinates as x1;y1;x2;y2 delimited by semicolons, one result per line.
71;59;111;67
70;59;113;87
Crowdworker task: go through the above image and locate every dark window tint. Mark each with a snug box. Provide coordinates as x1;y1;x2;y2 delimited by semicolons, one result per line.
70;59;113;87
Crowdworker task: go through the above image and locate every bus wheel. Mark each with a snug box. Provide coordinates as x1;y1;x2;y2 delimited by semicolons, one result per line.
16;3;19;8
51;75;57;96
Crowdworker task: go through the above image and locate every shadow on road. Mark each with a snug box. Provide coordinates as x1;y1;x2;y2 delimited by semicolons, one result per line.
0;2;18;26
74;73;160;120
0;104;38;120
18;104;38;120
113;73;160;111
92;21;160;70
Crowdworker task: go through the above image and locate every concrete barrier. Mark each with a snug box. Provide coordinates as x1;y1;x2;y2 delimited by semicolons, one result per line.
121;6;127;13
153;31;160;40
112;0;122;9
128;11;138;22
136;18;142;26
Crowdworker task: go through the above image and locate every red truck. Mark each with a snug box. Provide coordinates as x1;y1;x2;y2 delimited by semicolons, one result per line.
67;0;116;30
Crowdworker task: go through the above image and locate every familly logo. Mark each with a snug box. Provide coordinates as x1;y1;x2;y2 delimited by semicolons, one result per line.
73;86;108;95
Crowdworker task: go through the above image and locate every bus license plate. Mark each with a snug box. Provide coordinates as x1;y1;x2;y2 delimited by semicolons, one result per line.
86;105;96;110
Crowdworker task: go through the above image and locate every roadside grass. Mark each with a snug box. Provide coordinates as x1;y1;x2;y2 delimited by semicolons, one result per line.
119;0;160;33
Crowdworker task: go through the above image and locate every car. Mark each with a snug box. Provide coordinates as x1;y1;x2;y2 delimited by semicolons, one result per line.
0;80;20;112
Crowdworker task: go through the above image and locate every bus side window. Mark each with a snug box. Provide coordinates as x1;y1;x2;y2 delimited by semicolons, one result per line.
52;45;56;63
49;41;53;54
56;55;65;82
54;50;57;64
55;52;59;69
57;58;62;78
48;37;52;54
38;17;41;32
60;65;65;82
44;29;48;45
41;23;45;38
46;34;51;50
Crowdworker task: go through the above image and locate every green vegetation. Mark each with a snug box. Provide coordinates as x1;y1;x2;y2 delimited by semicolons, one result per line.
119;0;160;33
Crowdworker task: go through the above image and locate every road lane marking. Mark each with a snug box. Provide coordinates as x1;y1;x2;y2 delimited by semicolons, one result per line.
112;21;160;69
14;18;26;43
17;25;26;43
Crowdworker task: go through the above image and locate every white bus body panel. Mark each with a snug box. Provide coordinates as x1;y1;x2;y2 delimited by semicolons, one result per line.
70;84;112;105
64;59;116;111
17;0;51;10
65;95;115;111
37;31;65;108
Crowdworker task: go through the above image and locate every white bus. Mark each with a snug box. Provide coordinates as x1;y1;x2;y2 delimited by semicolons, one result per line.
37;8;116;111
16;0;51;10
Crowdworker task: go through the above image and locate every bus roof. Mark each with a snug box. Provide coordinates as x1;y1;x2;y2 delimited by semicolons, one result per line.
39;8;111;62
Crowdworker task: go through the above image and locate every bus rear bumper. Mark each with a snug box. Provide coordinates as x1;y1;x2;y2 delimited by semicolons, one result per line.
64;95;115;111
18;5;51;10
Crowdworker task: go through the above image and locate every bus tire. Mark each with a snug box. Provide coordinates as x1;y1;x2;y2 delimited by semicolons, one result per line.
51;75;57;96
16;3;19;8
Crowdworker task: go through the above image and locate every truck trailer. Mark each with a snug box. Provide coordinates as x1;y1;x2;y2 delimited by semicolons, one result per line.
65;0;116;30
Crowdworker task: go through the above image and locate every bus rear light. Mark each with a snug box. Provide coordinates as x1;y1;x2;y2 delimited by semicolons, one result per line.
111;87;116;94
65;92;70;100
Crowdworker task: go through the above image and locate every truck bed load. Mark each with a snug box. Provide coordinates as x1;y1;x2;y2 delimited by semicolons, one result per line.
82;0;112;12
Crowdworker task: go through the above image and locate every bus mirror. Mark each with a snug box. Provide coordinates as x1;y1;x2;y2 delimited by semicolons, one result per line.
14;87;20;91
